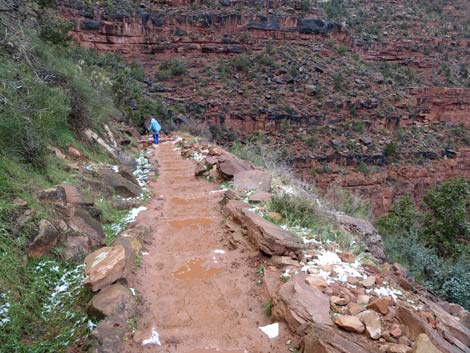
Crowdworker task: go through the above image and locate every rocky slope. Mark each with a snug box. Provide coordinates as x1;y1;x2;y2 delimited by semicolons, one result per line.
59;0;470;214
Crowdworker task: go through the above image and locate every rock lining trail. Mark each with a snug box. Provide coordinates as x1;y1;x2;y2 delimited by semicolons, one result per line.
125;140;291;353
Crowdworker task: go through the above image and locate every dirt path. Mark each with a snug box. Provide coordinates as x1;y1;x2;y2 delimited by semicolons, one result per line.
125;140;291;353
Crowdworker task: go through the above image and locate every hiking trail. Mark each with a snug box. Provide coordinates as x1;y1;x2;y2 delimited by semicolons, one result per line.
124;140;291;353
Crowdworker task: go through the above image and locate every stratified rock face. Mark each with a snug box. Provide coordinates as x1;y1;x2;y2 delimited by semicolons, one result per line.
234;170;272;192
84;245;127;292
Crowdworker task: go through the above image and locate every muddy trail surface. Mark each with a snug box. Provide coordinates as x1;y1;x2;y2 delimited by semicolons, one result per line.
125;140;291;353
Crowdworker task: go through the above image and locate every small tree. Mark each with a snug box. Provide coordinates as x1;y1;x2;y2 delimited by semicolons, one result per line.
376;195;422;237
422;178;470;257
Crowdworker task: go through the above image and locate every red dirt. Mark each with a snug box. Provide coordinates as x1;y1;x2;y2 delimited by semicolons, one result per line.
125;141;291;353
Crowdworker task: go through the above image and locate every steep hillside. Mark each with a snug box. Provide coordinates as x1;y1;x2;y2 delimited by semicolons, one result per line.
59;0;470;215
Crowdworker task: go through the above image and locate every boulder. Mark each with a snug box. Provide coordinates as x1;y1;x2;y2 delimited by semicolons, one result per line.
248;191;272;203
88;283;135;318
89;316;126;353
358;310;382;339
334;213;386;261
100;169;142;198
414;333;443;353
27;220;60;258
84;245;127;292
362;276;376;288
274;275;332;332
367;297;391;315
67;206;105;247
234;170;272;192
339;252;355;263
67;146;82;159
217;154;252;178
195;161;208;176
62;234;90;263
271;256;300;268
225;201;304;256
37;186;67;205
348;303;366;316
305;275;327;290
335;315;365;334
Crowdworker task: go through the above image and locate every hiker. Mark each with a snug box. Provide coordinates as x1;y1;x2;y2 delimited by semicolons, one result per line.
147;117;161;145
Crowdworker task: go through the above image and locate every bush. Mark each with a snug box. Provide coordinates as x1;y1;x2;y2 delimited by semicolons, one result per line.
376;195;422;237
39;12;75;46
421;178;470;257
159;58;187;77
231;55;251;73
383;142;398;159
377;180;470;309
269;193;319;229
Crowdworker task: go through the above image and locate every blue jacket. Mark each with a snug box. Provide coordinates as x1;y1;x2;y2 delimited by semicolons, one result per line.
149;118;161;134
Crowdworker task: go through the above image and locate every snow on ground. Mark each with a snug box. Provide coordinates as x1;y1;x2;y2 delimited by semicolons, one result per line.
142;328;162;346
33;260;94;345
0;292;10;327
259;323;279;339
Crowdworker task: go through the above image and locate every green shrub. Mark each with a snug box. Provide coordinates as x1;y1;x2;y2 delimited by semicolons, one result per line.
159;58;187;77
421;178;470;257
357;161;368;174
305;134;317;147
39;12;75;46
376;195;422;237
231;55;251;73
268;193;319;229
383;142;398;159
378;181;470;309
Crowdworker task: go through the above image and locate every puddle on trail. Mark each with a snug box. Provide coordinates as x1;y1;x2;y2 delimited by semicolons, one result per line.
168;217;214;231
188;349;246;353
172;258;223;281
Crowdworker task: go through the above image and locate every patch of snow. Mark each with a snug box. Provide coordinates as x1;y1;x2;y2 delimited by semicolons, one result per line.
112;165;119;173
129;288;137;296
214;250;225;254
126;206;147;223
210;188;229;194
133;152;152;188
372;286;403;301
259;323;279;339
142;327;161;346
0;293;10;327
142;251;149;256
191;150;207;162
87;320;97;331
316;251;342;266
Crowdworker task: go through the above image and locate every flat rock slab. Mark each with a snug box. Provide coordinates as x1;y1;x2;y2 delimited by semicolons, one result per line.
275;275;332;332
84;245;127;292
234;170;272;192
217;154;252;177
